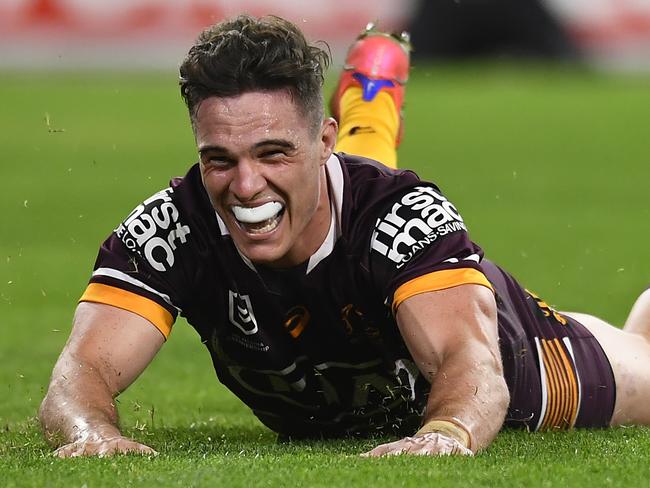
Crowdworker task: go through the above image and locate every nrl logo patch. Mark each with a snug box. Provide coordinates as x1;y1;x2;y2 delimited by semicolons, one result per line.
371;185;466;268
228;290;259;335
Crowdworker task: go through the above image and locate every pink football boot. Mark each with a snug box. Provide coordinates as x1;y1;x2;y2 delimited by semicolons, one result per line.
330;23;412;146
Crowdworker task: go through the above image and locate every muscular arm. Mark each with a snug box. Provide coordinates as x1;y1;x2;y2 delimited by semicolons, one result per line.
39;302;165;457
364;284;509;456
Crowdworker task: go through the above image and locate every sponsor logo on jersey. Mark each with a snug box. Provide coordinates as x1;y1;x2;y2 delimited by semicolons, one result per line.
215;336;421;413
210;331;423;429
115;188;191;272
371;186;466;268
228;290;259;335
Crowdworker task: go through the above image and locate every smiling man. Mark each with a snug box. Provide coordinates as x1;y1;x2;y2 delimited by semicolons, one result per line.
40;14;650;458
195;90;335;267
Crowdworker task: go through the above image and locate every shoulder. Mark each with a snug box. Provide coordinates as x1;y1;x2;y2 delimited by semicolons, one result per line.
335;153;477;276
337;152;421;218
338;153;422;198
336;153;452;237
114;164;216;273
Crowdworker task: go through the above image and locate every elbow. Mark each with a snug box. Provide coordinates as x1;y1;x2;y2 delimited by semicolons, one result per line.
38;390;61;447
38;370;80;447
486;349;510;422
496;374;510;418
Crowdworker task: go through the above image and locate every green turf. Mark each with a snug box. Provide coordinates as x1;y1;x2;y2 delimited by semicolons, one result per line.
1;65;649;487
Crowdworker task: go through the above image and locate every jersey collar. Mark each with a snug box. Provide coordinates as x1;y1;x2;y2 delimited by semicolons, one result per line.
305;154;343;273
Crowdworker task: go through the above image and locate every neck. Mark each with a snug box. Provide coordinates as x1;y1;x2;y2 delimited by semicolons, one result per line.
270;166;332;268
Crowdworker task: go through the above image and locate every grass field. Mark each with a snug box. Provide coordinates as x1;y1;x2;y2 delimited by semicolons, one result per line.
1;64;649;487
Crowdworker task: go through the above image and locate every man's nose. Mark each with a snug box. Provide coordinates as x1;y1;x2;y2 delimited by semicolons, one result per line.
230;159;266;201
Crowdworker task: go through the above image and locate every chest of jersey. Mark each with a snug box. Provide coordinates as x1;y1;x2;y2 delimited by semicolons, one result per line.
183;239;426;436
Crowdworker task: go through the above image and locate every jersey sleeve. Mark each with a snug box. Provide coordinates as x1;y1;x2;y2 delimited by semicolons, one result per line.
79;186;193;339
366;183;493;312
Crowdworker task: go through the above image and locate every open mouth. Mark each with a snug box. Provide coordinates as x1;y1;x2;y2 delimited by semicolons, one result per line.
232;202;285;234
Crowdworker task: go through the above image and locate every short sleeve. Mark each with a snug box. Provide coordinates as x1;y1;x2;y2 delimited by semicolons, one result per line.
367;184;493;311
80;186;194;338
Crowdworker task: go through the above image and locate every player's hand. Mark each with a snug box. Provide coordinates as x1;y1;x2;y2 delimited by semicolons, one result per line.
54;436;158;458
361;432;473;457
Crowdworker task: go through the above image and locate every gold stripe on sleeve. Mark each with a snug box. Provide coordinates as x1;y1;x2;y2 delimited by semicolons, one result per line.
79;283;174;339
393;268;494;312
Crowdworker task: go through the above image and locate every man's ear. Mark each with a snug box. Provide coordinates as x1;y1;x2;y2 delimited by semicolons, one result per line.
319;117;338;165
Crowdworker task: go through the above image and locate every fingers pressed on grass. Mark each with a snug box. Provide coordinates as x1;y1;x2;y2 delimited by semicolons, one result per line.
361;433;474;458
53;438;158;458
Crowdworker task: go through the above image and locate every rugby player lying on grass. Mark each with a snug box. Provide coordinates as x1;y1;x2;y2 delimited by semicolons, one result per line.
40;14;650;458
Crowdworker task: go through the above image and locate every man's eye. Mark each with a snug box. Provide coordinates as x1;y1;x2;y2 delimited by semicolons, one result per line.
206;156;232;167
260;150;285;159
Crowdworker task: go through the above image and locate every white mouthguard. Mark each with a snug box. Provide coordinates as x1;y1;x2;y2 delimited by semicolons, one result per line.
232;202;283;224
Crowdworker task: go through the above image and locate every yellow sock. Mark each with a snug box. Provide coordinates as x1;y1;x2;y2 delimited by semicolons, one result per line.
335;87;399;169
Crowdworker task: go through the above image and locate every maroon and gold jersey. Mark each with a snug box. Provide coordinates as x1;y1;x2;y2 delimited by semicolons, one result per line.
81;153;614;437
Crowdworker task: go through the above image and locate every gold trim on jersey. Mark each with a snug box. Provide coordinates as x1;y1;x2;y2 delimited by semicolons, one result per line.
392;268;494;312
284;305;310;339
536;337;580;430
79;283;173;338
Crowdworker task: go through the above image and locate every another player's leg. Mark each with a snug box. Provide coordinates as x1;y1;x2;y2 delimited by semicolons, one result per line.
330;23;411;168
622;287;650;338
565;291;650;426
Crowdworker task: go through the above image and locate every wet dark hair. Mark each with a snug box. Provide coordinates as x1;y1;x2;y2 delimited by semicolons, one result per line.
179;14;330;133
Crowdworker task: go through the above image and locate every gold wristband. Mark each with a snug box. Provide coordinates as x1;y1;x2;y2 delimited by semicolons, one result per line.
415;416;474;451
